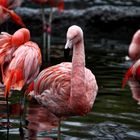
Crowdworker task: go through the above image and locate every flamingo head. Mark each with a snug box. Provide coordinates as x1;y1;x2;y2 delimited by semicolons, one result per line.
11;28;30;47
129;29;140;61
65;25;83;49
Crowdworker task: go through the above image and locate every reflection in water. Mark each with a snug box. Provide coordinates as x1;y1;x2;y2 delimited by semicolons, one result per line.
0;38;140;139
26;99;59;140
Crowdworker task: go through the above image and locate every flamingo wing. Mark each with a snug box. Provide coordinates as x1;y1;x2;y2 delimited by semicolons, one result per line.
32;62;72;116
122;66;133;88
0;32;15;64
4;41;42;97
85;68;98;111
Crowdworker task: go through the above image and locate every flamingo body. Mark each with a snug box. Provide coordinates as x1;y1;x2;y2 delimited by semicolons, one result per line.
0;0;25;27
0;28;42;97
123;29;140;87
129;29;140;61
4;41;42;92
29;25;98;118
0;28;30;67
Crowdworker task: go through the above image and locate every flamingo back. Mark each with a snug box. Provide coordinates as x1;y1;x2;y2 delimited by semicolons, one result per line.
4;41;42;96
0;32;14;64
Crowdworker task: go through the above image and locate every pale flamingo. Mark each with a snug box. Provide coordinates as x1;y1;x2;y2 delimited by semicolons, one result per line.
27;25;98;138
122;30;140;87
0;28;42;129
0;0;25;27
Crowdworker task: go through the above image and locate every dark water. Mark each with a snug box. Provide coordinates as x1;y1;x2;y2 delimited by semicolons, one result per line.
0;37;140;140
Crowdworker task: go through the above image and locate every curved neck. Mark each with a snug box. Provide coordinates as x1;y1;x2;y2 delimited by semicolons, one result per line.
71;40;85;80
132;30;140;45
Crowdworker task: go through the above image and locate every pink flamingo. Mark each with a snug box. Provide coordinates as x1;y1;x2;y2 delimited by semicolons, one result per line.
122;29;140;87
0;0;25;27
129;29;140;61
0;28;42;128
0;28;42;96
27;25;98;138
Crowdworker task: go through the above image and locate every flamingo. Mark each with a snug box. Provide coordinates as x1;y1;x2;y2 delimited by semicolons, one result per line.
0;0;25;27
122;29;140;87
31;0;64;64
0;28;42;97
129;29;140;61
27;25;98;138
0;28;42;130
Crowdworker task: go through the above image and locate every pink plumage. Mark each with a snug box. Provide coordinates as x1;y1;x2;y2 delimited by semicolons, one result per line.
123;29;140;87
129;29;140;61
0;28;42;97
29;25;98;118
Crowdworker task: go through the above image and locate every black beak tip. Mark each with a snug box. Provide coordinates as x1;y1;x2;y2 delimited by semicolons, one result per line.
64;48;70;61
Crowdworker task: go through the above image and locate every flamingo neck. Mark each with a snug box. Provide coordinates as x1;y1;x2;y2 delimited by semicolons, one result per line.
70;39;86;113
71;40;85;79
132;30;140;45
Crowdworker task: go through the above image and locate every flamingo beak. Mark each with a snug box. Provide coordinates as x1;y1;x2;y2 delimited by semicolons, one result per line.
65;39;72;49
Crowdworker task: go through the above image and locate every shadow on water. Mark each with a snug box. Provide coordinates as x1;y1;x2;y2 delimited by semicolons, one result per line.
0;37;140;140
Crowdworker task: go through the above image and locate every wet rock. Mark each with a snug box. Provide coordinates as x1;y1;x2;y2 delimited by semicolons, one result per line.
10;5;140;41
1;1;140;42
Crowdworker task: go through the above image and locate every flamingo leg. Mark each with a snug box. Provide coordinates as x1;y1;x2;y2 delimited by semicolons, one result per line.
19;90;25;128
6;93;10;140
18;90;26;140
57;119;61;140
41;5;47;64
47;7;53;65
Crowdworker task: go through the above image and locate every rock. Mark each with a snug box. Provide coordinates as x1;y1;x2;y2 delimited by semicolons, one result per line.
11;5;140;41
1;1;140;42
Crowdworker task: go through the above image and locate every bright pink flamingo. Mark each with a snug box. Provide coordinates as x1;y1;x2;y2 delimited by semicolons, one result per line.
27;25;98;138
122;30;140;87
0;28;29;87
0;28;42;129
0;0;25;27
0;28;42;97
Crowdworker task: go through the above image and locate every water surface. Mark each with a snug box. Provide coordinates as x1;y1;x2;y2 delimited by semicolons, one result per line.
0;37;140;140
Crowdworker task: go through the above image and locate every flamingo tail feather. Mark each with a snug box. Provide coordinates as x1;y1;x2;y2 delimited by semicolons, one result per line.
122;66;133;88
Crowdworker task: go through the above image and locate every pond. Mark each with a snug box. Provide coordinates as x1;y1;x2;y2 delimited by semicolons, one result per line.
0;34;140;140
